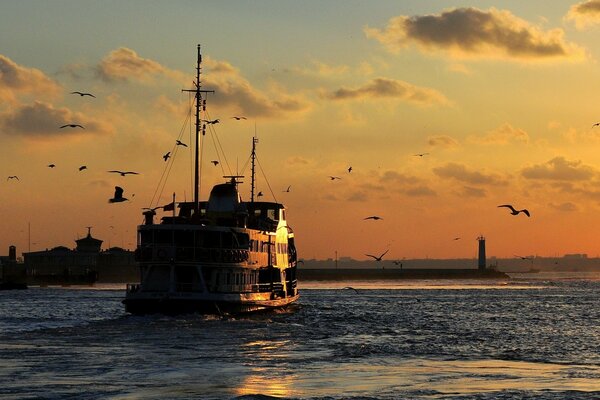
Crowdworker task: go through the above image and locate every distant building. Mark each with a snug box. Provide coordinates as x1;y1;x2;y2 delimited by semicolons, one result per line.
23;228;137;285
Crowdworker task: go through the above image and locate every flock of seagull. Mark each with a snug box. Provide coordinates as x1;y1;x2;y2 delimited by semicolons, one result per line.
296;152;532;264
5;89;537;261
5;90;250;206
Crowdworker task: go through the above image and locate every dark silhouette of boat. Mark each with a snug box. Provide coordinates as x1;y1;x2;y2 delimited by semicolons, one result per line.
123;46;299;315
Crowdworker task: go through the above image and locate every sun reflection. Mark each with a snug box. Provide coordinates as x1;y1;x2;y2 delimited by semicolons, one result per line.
234;368;295;398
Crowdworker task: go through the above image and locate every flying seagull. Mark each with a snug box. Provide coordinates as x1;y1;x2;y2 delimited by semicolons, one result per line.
498;204;530;217
70;91;96;98
453;237;461;241
7;175;19;181
257;191;263;197
329;176;341;180
211;160;219;166
60;124;85;129
175;140;188;147
108;170;139;176
413;153;429;157
365;249;389;262
79;165;87;171
47;164;56;168
109;186;128;203
231;116;247;120
202;119;220;124
364;216;383;220
163;152;171;162
283;185;291;193
348;166;353;173
593;122;600;128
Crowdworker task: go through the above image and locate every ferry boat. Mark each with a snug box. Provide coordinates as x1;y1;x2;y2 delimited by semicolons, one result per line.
123;45;299;315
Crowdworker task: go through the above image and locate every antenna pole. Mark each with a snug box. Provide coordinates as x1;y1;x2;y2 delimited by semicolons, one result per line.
182;45;214;216
250;136;258;202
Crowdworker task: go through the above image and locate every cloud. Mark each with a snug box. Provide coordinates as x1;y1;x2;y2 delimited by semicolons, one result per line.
566;0;600;29
428;135;459;148
521;157;596;181
433;162;508;185
1;101;111;137
0;54;61;102
548;202;579;212
365;7;584;61
97;47;184;83
460;186;487;198
324;77;449;106
404;185;437;197
203;57;311;118
471;123;529;145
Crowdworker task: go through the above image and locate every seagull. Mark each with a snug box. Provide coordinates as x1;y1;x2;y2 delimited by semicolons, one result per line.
70;91;96;98
453;237;461;241
283;185;291;192
163;152;171;162
47;164;56;168
60;124;85;129
348;166;353;173
231;116;247;120
109;186;128;203
175;140;188;147
593;122;600;128
108;170;139;176
498;204;530;217
392;260;403;266
413;153;429;157
7;175;19;181
364;216;383;220
211;160;219;166
79;165;87;171
365;249;389;262
257;191;263;197
202;119;220;124
329;176;341;180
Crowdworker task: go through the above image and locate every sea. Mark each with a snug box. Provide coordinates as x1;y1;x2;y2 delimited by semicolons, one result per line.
1;272;600;400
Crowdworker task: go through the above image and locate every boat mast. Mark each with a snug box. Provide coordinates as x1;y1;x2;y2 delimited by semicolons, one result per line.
250;136;258;202
183;45;213;215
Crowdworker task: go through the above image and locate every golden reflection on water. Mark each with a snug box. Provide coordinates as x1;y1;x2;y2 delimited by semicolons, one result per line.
256;359;600;397
234;368;295;398
299;280;534;290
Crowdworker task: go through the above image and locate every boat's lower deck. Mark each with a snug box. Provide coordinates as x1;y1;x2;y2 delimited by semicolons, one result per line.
123;293;299;315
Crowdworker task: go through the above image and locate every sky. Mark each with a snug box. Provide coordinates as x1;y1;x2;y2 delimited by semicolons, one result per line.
3;1;600;261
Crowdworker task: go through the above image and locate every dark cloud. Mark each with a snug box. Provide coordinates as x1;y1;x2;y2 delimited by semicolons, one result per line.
428;135;459;148
460;186;487;198
325;77;448;106
521;157;596;181
365;7;583;61
433;162;507;186
2;101;109;137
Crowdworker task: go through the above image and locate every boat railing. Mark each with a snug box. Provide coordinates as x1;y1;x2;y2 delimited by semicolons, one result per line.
126;283;141;294
137;246;250;264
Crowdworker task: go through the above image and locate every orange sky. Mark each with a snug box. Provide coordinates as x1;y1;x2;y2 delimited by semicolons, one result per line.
3;1;600;260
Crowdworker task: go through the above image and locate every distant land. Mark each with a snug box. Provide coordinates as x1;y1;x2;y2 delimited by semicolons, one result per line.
300;254;600;272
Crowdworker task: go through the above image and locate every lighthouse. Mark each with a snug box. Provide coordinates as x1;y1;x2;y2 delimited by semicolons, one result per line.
477;235;486;270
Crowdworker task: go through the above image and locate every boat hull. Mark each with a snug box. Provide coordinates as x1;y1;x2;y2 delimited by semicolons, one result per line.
122;294;299;316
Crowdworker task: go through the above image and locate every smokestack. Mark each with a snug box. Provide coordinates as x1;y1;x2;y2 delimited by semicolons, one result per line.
477;236;486;270
8;245;16;262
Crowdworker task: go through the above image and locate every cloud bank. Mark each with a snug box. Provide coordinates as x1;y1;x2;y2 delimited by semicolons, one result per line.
566;0;600;29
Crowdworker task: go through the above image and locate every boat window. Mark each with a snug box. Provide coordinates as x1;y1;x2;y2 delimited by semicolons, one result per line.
268;209;276;221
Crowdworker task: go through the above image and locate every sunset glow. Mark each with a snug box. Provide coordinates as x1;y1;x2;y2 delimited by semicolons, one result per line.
3;1;600;260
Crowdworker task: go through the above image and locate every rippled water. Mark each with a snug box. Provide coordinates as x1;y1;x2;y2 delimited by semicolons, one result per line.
1;274;600;399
